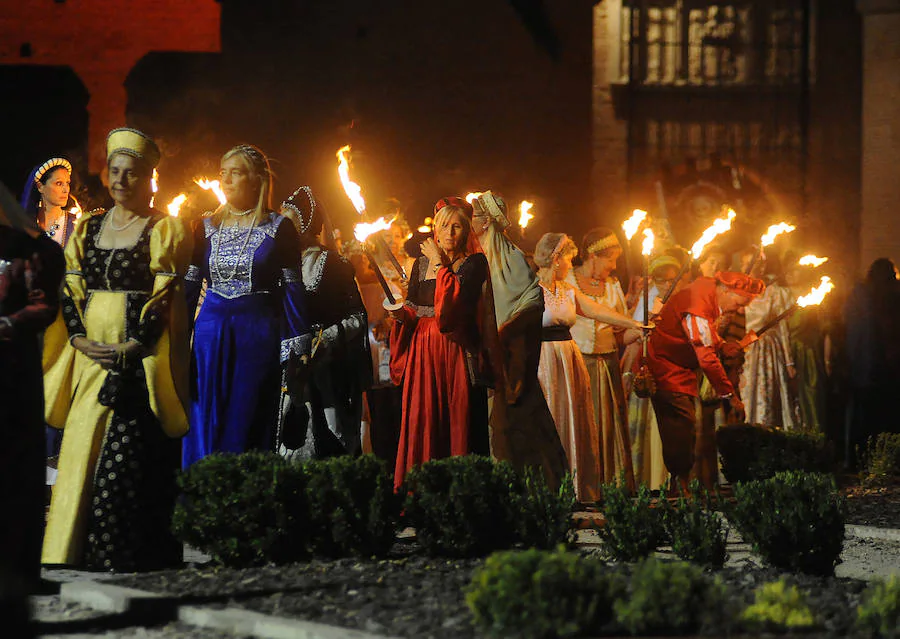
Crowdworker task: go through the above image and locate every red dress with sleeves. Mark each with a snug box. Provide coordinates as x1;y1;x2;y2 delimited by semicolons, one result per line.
389;254;489;489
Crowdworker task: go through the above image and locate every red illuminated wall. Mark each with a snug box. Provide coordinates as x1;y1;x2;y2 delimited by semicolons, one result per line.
0;0;220;172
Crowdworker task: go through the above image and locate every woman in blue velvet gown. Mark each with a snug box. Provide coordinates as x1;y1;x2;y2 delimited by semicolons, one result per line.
183;145;310;467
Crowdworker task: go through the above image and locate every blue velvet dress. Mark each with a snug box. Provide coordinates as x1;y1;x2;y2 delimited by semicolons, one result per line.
183;213;309;467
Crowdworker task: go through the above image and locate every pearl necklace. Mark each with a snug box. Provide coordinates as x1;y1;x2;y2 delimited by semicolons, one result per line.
212;216;258;282
107;206;144;232
230;208;254;217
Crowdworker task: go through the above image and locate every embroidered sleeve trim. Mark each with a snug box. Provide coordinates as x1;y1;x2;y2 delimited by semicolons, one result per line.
281;332;313;362
282;267;301;284
185;265;202;282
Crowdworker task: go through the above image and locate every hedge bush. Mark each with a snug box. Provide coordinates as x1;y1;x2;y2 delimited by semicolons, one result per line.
613;557;731;636
172;452;309;567
465;547;625;638
661;481;728;568
596;480;666;562
402;456;520;557
717;424;835;483
304;455;399;558
510;468;577;550
728;471;845;576
857;575;900;638
741;579;817;632
860;433;900;487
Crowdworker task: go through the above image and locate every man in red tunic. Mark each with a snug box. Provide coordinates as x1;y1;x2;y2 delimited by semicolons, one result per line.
648;272;764;493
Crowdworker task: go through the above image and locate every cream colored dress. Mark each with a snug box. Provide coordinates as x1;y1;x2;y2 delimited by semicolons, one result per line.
537;281;601;502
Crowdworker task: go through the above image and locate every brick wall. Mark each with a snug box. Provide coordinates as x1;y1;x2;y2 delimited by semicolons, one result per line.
858;0;900;272
0;0;221;172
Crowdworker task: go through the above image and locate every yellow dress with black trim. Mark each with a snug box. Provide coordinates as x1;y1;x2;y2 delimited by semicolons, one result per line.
41;210;191;567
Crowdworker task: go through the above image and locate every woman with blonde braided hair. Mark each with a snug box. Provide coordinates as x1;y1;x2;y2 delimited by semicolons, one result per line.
534;232;641;502
183;144;310;467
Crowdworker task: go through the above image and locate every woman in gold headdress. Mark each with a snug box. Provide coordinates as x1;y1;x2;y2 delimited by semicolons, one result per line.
42;128;191;571
566;228;636;489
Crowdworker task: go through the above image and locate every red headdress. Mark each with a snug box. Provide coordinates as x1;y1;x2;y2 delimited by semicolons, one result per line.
715;271;766;298
433;196;474;218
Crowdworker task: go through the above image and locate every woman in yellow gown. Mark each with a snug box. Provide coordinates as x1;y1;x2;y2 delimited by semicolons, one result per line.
42;128;191;571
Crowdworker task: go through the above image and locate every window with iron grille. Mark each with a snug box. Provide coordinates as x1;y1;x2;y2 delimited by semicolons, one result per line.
618;0;810;86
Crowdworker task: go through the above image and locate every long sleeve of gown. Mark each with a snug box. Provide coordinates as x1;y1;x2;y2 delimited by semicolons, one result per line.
60;214;91;340
683;313;734;397
435;253;488;348
183;219;207;322
311;254;368;355
277;221;311;363
133;217;192;347
389;259;421;385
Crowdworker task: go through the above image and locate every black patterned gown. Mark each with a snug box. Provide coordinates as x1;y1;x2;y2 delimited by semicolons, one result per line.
42;210;192;571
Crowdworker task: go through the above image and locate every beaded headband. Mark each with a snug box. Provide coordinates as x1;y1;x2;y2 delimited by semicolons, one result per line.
550;234;571;262
106;127;161;168
586;234;620;255
33;157;72;183
282;185;317;235
231;144;270;176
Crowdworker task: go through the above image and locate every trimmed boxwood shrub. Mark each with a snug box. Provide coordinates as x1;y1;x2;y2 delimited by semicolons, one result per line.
510;468;577;550
304;454;399;558
466;547;626;638
596;481;666;562
172;452;309;567
613;558;732;636
860;432;900;487
661;481;728;568
717;424;835;483
857;575;900;638
741;580;817;632
728;470;846;576
402;456;520;557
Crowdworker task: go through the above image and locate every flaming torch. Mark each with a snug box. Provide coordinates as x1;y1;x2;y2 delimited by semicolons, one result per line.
167;194;188;217
336;145;407;281
69;195;82;221
518;200;534;232
746;221;796;273
741;276;835;348
465;192;483;204
799;254;829;268
659;208;738;305
150;169;159;208
194;178;227;205
622;209;648;242
354;217;398;305
633;227;657;398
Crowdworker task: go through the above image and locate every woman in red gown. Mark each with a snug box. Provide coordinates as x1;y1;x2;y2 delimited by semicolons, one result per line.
388;197;491;489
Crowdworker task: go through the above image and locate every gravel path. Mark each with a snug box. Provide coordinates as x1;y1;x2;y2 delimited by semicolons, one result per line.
105;535;900;639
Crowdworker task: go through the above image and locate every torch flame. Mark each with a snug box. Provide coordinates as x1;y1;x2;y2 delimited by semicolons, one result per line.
796;276;835;307
167;193;188;217
149;169;159;207
337;145;366;214
761;222;796;247
641;228;655;256
417;225;431;233
690;209;737;259
519;201;534;229
465;192;483;204
69;196;82;220
194;178;227;205
354;217;395;243
799;254;829;267
622;209;648;241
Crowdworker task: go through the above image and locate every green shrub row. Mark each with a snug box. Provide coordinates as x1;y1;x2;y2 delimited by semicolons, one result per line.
469;550;900;638
716;424;835;483
860;432;900;486
467;550;731;638
598;472;844;576
173;453;576;566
